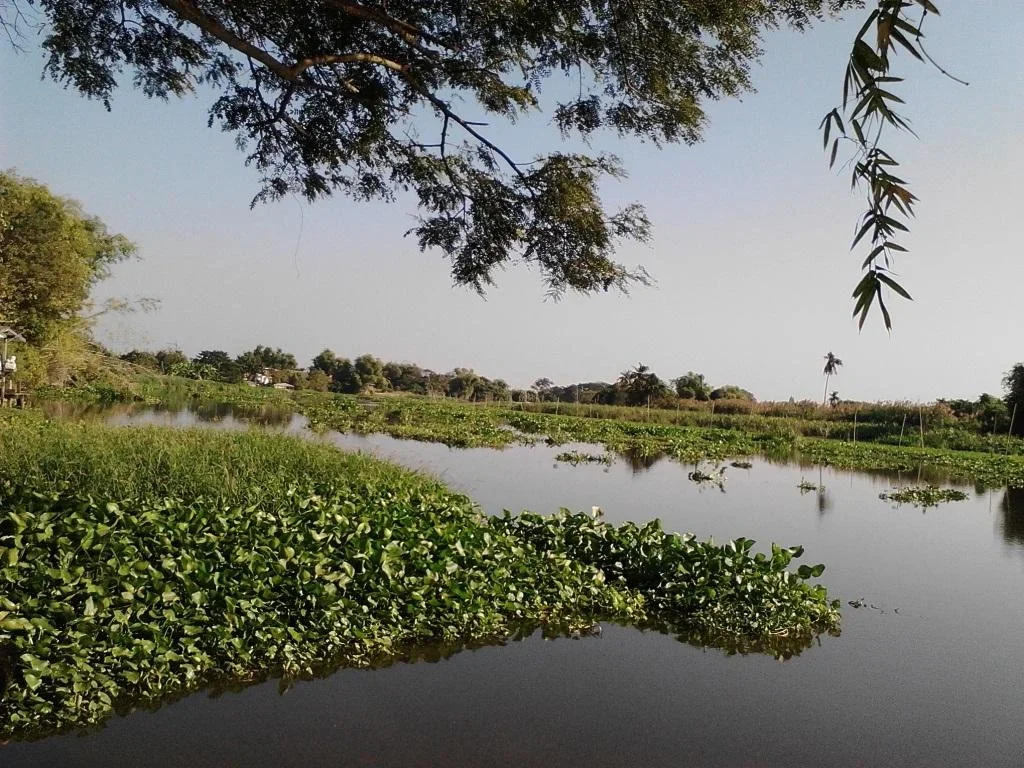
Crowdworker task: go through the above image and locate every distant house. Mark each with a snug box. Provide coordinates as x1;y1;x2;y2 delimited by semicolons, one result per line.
252;371;273;387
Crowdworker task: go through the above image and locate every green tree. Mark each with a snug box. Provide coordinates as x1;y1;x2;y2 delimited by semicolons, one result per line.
311;349;342;377
1002;365;1024;436
194;350;243;383
305;369;332;392
354;354;388;392
977;393;1009;434
822;352;843;406
674;372;711;401
155;348;188;374
616;363;670;407
236;345;297;373
8;0;941;322
531;378;554;403
120;350;161;371
710;385;755;402
332;358;359;393
0;171;134;344
383;362;426;393
446;369;481;400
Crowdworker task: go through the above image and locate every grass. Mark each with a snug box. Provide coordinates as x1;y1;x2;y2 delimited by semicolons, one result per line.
0;411;840;738
39;378;1024;487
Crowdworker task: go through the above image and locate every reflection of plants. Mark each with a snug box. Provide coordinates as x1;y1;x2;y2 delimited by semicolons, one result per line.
797;480;822;493
38;379;1024;486
555;450;612;466
688;465;727;491
879;485;968;508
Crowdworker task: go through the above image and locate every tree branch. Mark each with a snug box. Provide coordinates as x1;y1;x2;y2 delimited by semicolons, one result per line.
320;0;456;52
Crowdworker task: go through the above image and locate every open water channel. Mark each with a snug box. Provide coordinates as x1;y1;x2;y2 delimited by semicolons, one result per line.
5;403;1024;767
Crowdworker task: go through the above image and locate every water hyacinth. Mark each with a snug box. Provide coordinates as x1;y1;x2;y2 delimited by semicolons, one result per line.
0;415;839;738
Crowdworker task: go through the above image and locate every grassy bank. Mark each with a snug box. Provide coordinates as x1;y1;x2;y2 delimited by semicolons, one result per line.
39;377;1024;487
0;412;838;738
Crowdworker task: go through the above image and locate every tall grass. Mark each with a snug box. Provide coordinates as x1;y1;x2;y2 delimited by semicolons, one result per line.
0;410;420;503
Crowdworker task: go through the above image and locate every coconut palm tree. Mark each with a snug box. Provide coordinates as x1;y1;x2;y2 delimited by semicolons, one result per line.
822;352;843;406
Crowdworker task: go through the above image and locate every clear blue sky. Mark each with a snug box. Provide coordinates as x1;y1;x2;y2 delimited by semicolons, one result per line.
1;3;1021;401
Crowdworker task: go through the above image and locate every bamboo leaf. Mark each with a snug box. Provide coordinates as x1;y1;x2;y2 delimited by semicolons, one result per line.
876;271;914;300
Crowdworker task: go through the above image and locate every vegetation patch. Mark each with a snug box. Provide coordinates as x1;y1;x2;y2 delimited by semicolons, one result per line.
554;450;613;466
37;381;1024;487
0;414;838;738
878;485;969;508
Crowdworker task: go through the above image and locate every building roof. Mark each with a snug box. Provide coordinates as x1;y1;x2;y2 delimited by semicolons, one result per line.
0;327;26;342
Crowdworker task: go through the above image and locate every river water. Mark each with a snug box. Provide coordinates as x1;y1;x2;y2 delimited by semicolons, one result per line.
5;404;1024;767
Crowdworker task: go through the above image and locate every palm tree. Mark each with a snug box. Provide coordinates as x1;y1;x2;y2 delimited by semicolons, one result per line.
822;352;843;406
829;391;840;408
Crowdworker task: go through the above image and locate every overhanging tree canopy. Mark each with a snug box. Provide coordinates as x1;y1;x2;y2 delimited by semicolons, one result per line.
2;1;947;323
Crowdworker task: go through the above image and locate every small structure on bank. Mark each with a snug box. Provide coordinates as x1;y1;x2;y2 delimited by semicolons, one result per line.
0;326;28;407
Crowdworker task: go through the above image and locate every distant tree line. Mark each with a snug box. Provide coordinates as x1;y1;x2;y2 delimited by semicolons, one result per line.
118;349;755;406
117;345;1024;436
939;364;1024;437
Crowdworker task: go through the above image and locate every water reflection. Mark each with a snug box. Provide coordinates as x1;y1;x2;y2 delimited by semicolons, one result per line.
42;399;295;428
11;401;1024;767
1000;487;1024;546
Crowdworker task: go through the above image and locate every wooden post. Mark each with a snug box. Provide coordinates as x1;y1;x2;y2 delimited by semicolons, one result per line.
899;413;907;447
1010;403;1018;438
853;410;858;444
919;406;925;449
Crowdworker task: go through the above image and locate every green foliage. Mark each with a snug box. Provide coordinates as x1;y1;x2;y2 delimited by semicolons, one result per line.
675;372;711;401
555;451;612;466
0;414;839;737
0;171;136;385
710;385;755;402
10;1;872;297
0;171;135;344
235;345;298;374
878;484;968;507
821;1;953;328
1004;364;1024;437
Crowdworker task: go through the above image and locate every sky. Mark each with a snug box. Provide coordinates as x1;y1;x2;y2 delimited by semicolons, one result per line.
1;3;1022;402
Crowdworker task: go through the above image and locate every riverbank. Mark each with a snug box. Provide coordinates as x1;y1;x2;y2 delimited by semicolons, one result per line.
0;411;838;738
43;377;1024;487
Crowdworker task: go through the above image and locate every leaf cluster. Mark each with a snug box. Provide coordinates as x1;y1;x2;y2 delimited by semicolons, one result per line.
821;0;946;329
19;0;857;295
0;415;839;736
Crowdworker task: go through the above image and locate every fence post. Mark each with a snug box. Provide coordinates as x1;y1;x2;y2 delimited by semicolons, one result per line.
899;413;907;448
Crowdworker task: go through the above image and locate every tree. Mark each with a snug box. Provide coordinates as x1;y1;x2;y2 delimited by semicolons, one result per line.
829;391;841;408
194;349;244;382
616;363;670;407
446;369;480;400
674;372;711;401
822;352;843;406
0;171;134;343
353;354;388;391
1003;364;1024;437
236;345;297;373
120;350;160;371
4;0;938;323
709;385;755;402
531;378;554;403
155;348;188;374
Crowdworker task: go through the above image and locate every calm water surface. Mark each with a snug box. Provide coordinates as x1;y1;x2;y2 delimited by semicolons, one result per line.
5;405;1024;767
